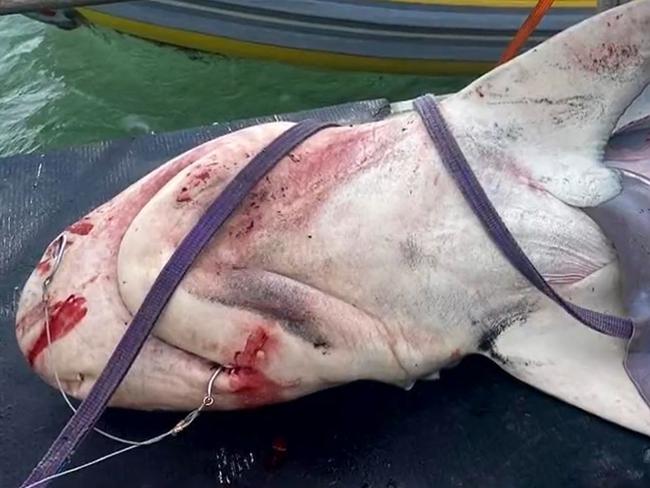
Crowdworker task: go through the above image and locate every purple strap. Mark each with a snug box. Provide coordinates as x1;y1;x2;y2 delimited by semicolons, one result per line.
413;95;634;340
19;119;336;488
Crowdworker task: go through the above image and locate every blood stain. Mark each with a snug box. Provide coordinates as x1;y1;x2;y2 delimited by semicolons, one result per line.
36;259;51;275
68;221;94;236
195;169;210;182
265;436;288;469
229;328;281;406
28;294;88;365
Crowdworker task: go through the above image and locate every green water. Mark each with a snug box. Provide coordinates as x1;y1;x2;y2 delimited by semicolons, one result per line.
0;15;473;158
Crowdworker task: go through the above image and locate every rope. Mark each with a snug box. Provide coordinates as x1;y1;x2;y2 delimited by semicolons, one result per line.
498;0;556;65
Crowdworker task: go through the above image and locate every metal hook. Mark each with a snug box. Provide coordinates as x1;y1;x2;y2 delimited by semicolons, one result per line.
204;366;223;406
172;366;224;435
42;233;67;291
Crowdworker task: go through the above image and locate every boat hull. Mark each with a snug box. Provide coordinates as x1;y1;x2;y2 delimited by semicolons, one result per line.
50;0;599;74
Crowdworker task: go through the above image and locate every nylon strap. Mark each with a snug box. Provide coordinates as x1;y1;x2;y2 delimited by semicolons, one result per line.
19;118;336;488
413;95;634;339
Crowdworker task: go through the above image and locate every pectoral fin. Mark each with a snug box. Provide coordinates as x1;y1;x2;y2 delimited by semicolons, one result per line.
484;264;650;437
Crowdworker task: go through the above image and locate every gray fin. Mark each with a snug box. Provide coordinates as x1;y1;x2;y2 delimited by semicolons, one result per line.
586;171;650;410
442;0;650;207
484;264;650;437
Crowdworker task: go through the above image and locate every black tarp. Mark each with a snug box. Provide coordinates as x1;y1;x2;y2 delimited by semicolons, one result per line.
2;99;650;488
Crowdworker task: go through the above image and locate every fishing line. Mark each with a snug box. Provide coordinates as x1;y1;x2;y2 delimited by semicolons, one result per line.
25;233;223;487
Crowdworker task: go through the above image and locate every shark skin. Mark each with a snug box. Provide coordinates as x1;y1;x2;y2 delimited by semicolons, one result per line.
14;0;650;438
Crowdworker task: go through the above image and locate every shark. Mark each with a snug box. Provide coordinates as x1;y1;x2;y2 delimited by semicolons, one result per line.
15;0;650;442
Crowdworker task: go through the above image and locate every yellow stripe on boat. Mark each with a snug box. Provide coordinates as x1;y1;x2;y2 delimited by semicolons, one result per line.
389;0;593;8
76;8;493;76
